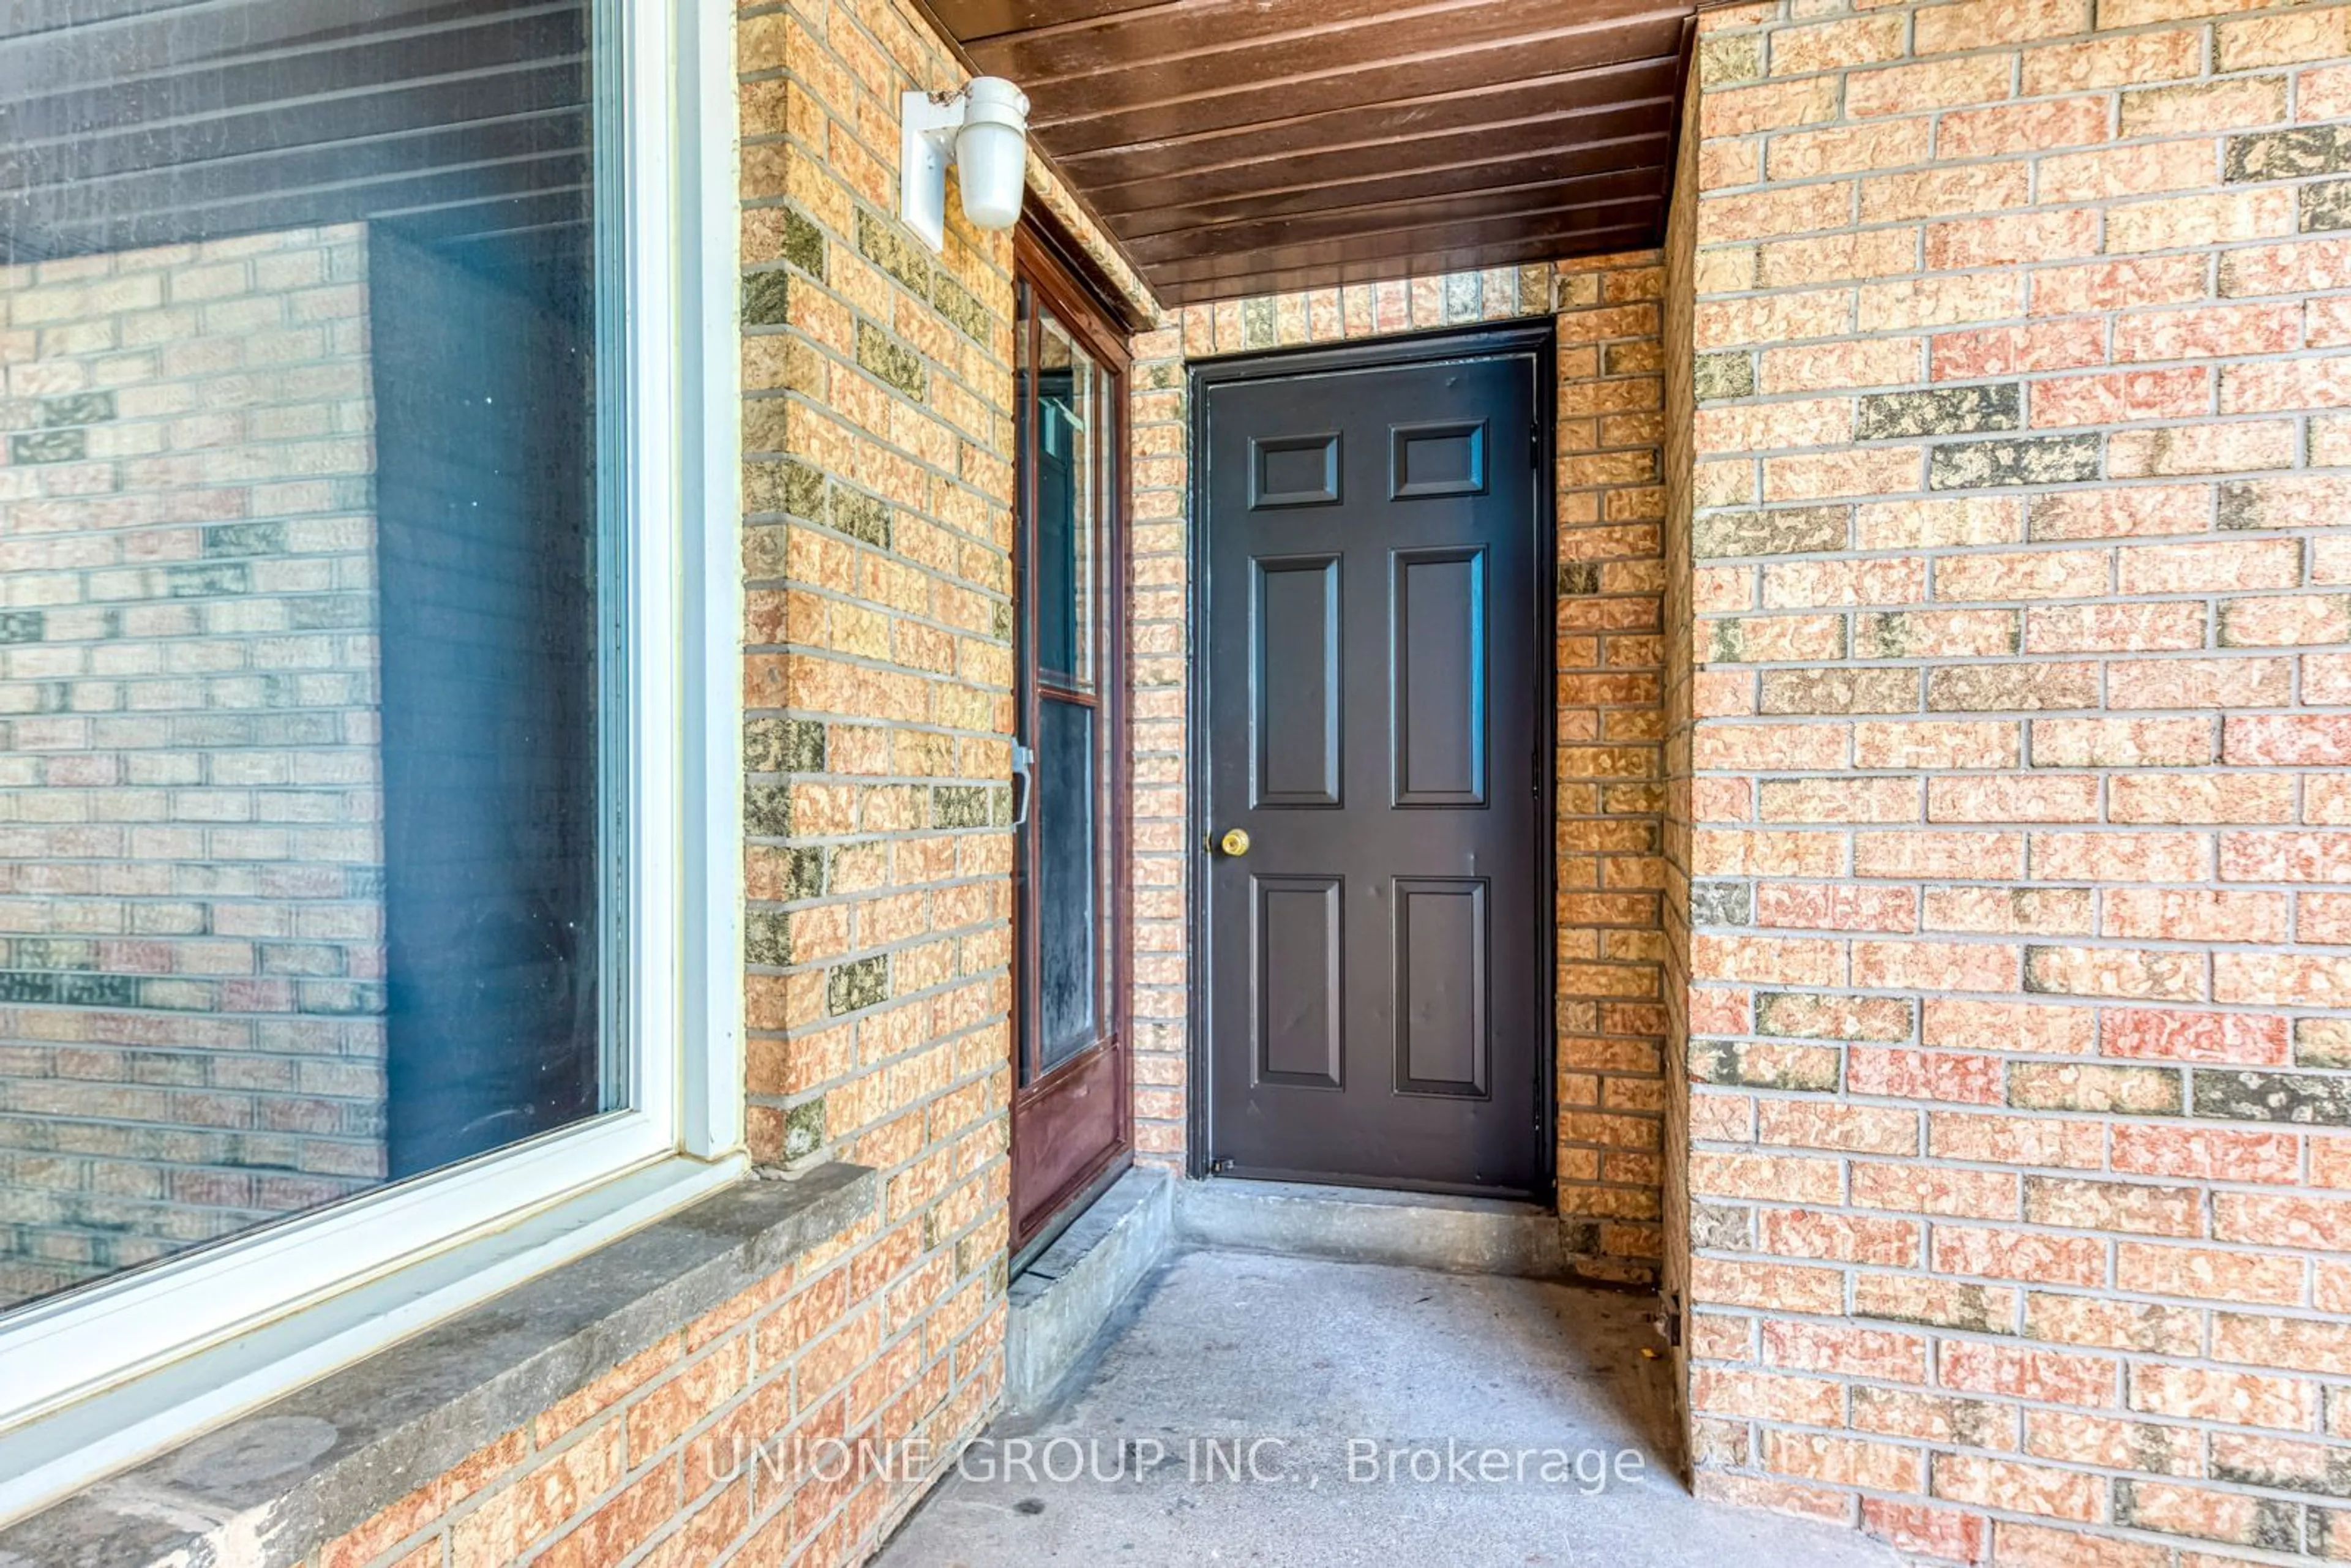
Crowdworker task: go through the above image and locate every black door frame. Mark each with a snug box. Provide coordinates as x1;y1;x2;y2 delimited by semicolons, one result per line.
1184;320;1559;1194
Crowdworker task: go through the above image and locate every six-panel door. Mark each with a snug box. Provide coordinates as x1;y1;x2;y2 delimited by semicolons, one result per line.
1204;343;1546;1195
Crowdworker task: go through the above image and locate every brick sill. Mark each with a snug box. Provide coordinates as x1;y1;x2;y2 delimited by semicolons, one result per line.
0;1161;878;1568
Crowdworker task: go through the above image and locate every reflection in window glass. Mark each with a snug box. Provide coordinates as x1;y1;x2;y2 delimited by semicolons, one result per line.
0;0;609;1310
1033;311;1095;691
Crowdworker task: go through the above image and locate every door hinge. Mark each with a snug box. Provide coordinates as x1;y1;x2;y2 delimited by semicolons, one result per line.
1653;1291;1684;1349
1208;1157;1235;1175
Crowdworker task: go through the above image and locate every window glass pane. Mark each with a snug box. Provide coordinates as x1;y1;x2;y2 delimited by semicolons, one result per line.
1034;310;1095;691
0;0;609;1311
1034;697;1097;1073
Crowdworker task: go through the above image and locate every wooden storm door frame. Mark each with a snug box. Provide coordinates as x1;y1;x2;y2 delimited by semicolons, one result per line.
1008;227;1133;1260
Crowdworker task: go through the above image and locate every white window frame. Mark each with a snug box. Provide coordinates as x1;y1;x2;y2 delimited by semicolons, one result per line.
0;0;741;1521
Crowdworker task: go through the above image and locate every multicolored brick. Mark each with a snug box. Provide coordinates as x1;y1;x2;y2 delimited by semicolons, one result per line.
1671;0;2351;1558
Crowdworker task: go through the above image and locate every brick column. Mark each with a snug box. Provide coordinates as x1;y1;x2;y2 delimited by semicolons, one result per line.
737;0;1022;1553
1127;323;1193;1165
1554;254;1675;1285
1674;0;2351;1559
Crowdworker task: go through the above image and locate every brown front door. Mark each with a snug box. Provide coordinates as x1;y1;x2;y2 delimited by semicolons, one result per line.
1008;233;1131;1253
1201;329;1550;1196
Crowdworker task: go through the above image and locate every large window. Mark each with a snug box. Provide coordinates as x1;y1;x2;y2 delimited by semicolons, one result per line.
0;0;730;1507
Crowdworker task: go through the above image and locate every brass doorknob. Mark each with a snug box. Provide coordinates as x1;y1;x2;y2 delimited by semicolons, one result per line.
1220;828;1251;857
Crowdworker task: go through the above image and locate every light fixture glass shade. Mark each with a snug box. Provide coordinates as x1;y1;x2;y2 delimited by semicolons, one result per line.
954;77;1029;231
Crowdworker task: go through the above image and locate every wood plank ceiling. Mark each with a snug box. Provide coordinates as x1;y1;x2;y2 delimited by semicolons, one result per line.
926;0;1695;306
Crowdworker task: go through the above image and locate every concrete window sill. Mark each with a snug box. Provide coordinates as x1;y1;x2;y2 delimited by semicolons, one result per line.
0;1162;878;1568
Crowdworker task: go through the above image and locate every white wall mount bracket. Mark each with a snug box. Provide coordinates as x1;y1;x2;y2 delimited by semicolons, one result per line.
900;88;969;254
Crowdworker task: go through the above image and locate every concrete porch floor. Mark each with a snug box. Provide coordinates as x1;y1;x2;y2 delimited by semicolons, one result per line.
878;1248;1900;1567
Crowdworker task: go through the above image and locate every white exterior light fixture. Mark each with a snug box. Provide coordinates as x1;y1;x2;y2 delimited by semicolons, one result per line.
900;77;1031;253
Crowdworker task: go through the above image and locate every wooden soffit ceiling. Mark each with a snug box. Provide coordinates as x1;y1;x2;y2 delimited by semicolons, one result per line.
924;0;1695;307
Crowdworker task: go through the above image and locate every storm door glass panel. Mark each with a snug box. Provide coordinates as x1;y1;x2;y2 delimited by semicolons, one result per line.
1035;697;1098;1070
1015;287;1111;1084
1035;312;1097;692
0;0;613;1313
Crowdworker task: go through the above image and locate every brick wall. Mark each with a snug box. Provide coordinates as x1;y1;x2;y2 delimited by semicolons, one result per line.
1662;72;1708;1449
1555;253;1675;1286
1125;259;1675;1284
311;1199;889;1568
0;226;386;1307
1676;0;2351;1560
734;0;1030;1554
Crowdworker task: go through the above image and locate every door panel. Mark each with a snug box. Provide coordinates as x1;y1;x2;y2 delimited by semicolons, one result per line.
1253;556;1342;808
1254;874;1344;1088
1394;877;1490;1097
1390;419;1488;499
1392;547;1487;808
1250;431;1341;508
1204;339;1545;1196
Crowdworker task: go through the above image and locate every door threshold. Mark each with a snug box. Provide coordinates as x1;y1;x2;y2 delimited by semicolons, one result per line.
1207;1163;1547;1205
1011;1153;1131;1280
1177;1176;1582;1283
